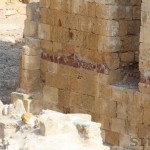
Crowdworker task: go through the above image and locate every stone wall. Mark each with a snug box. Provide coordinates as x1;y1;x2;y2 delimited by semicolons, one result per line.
14;0;150;149
139;0;150;94
0;0;26;103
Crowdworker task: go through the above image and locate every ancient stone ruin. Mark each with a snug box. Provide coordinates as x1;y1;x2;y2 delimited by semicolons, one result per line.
0;103;110;150
1;0;150;149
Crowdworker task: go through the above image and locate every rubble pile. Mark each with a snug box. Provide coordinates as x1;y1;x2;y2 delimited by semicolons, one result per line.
0;101;110;150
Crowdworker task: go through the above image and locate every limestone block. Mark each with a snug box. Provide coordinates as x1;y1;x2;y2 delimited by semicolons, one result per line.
98;19;126;36
74;120;102;141
101;129;105;141
7;104;16;115
40;117;58;136
22;113;32;122
105;130;119;145
26;3;39;21
141;11;150;27
98;36;122;52
143;108;150;124
2;105;9;116
120;52;134;62
46;72;70;89
52;27;64;43
49;0;62;10
48;62;58;74
14;99;26;114
138;124;149;138
139;59;150;73
140;43;150;60
24;37;40;49
112;87;124;102
142;93;150;108
119;134;131;148
54;11;66;28
23;99;32;112
133;6;141;20
22;45;41;56
125;6;133;20
38;23;51;40
40;59;49;73
122;36;139;52
127;105;143;124
40;8;51;24
58;89;70;107
111;118;125;134
117;102;127;120
80;16;93;33
99;84;112;100
99;115;110;130
140;26;150;45
0;119;18;139
22;55;40;70
40;40;53;54
43;86;58;104
97;70;123;85
39;0;50;8
70;76;96;96
132;91;142;106
24;20;38;37
96;4;126;19
127;20;140;35
20;69;40;93
11;92;24;104
53;42;62;53
122;89;134;104
68;114;91;121
57;64;71;76
94;98;117;118
103;53;120;70
119;20;128;36
21;113;36;127
88;2;96;17
139;83;150;94
70;92;95;113
84;33;98;50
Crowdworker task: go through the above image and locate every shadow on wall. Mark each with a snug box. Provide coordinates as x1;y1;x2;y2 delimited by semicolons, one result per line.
0;40;22;104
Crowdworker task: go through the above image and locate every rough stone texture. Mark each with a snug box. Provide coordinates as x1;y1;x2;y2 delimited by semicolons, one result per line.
0;106;110;150
14;0;150;149
0;0;26;104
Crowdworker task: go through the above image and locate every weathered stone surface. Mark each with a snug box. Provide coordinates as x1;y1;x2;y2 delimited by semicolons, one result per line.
0;119;18;139
14;99;26;114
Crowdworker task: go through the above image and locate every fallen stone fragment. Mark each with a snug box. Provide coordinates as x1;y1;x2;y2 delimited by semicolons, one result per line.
21;113;37;127
8;104;16;115
0;119;18;139
40;117;58;136
22;113;33;123
74;120;102;141
14;99;26;115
